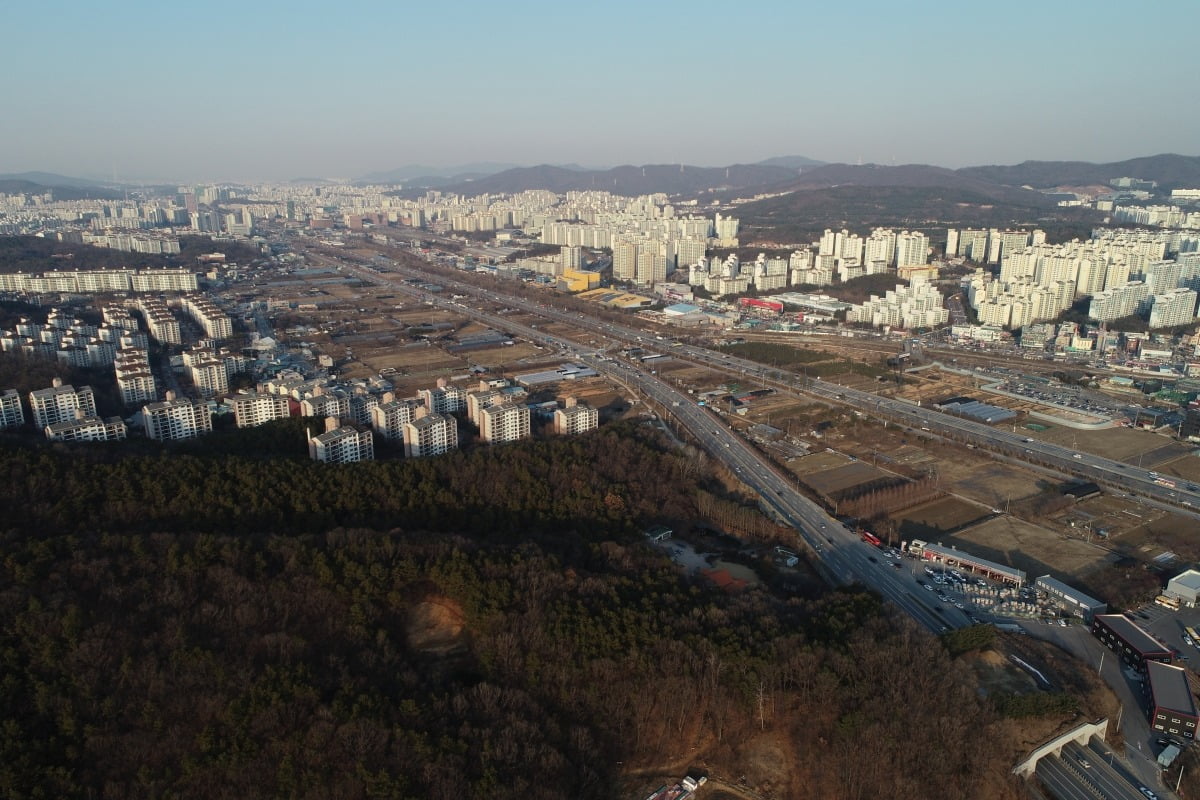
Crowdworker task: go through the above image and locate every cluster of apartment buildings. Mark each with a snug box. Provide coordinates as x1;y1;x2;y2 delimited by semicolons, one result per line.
962;228;1200;329
846;274;949;329
0;267;198;294
684;228;931;298
229;375;599;464
0;378;128;442
1113;204;1200;230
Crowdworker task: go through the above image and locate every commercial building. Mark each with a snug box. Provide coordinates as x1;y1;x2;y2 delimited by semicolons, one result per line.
403;410;458;458
479;402;530;444
1091;614;1172;671
29;380;97;428
308;419;374;464
1034;575;1107;622
913;541;1026;586
1;389;25;428
143;395;213;441
1146;661;1199;739
231;393;291;428
514;364;599;387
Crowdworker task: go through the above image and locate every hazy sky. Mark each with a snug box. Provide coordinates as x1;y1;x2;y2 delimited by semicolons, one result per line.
3;0;1197;182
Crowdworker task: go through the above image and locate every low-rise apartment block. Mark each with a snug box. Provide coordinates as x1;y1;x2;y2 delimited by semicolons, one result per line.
45;412;127;442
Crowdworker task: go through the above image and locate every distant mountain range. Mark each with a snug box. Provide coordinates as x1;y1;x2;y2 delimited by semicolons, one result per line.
388;160;824;198
0;176;120;201
3;154;1196;210
959;154;1200;190
385;153;1199;201
0;171;111;188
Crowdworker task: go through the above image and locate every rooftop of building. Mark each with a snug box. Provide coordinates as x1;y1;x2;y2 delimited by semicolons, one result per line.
1147;661;1198;716
1094;614;1171;656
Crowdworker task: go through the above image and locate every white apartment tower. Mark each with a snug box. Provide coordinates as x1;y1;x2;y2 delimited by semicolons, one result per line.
371;394;424;440
419;381;466;414
1;389;25;428
403;409;458;458
553;399;598;435
894;231;929;268
612;238;638;282
309;418;374;464
115;348;158;406
45;412;127;442
232;393;291;428
29;379;97;428
479;402;530;444
1149;289;1198;329
143;394;213;441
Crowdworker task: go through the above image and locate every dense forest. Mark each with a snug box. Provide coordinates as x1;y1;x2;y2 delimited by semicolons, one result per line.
1;422;1040;799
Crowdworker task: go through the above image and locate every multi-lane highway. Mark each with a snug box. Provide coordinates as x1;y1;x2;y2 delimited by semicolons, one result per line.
328;255;980;632
1037;739;1168;800
324;245;1186;798
355;251;1200;513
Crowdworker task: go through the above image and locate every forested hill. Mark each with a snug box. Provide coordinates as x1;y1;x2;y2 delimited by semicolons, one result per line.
0;424;1033;799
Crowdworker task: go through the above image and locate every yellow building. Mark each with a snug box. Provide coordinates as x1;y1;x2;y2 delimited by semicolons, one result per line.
559;268;601;293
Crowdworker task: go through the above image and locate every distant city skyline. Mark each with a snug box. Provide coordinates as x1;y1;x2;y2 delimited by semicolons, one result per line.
3;0;1198;183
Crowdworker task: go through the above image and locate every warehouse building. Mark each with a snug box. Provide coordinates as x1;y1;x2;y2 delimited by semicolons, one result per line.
1165;569;1200;607
1092;614;1172;671
1146;661;1199;739
1035;575;1107;622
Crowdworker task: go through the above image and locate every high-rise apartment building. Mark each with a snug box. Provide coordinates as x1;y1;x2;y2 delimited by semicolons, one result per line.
553;400;598;435
1149;289;1198;329
231;393;291;428
309;419;374;464
479;402;530;444
29;379;97;428
419;382;466;414
371;395;423;440
403;409;458;458
0;389;24;428
114;347;157;406
143;395;213;441
894;231;929;268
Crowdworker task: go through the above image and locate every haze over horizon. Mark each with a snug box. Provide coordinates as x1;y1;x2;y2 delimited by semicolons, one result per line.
4;0;1198;184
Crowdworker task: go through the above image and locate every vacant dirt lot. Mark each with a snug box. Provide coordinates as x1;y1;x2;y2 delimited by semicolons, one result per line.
942;515;1111;580
892;495;989;539
1032;424;1191;465
949;461;1048;509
